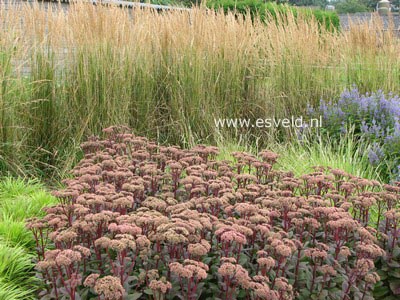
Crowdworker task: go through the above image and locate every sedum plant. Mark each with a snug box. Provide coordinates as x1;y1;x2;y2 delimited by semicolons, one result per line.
27;126;400;300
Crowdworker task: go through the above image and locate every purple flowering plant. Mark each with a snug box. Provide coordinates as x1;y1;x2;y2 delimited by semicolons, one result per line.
309;87;400;182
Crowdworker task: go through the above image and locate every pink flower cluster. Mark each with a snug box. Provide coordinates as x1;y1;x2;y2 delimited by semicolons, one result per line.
27;126;400;300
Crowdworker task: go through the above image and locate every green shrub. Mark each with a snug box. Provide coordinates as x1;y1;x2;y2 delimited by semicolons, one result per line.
335;0;370;14
306;8;340;31
206;0;340;31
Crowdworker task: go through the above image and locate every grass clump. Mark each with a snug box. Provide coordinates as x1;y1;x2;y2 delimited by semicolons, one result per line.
0;244;37;300
275;131;382;181
1;2;400;178
0;177;57;299
0;178;56;221
0;219;35;248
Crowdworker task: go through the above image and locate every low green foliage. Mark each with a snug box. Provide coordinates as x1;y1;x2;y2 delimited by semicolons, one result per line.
275;131;382;181
0;178;57;300
0;219;34;248
0;244;38;300
0;178;56;221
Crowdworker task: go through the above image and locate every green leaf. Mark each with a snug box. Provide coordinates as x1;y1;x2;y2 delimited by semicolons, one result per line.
376;269;388;281
143;288;153;295
392;246;400;258
301;290;311;298
203;256;213;265
126;292;143;300
238;253;248;265
388;269;400;279
389;279;400;295
387;260;400;268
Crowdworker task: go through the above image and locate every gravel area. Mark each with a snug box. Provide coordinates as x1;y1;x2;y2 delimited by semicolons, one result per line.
339;13;400;30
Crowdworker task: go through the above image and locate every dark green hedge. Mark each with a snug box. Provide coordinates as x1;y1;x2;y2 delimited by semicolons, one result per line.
206;0;340;32
335;0;370;14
